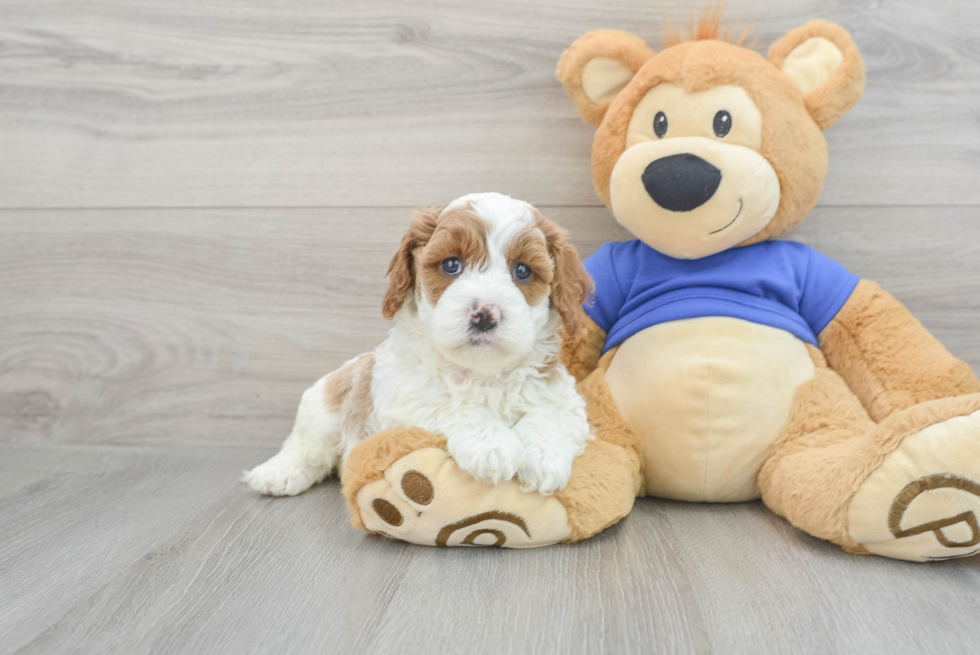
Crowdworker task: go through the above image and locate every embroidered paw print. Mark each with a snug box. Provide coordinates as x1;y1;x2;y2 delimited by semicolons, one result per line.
355;448;571;548
886;474;980;559
848;409;980;561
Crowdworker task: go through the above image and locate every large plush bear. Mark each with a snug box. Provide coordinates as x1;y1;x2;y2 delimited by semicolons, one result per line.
342;16;980;561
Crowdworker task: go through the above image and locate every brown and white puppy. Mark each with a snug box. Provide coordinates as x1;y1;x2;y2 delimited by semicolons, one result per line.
244;192;594;496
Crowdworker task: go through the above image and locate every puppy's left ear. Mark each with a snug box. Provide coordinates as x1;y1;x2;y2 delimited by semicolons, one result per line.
536;212;594;336
382;207;440;319
769;19;866;130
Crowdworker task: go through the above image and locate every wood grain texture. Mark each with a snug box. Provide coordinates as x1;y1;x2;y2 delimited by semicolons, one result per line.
1;0;979;208
2;205;977;448
2;443;980;655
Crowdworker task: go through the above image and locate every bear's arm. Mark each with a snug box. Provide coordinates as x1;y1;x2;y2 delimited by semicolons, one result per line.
817;279;980;422
560;310;607;383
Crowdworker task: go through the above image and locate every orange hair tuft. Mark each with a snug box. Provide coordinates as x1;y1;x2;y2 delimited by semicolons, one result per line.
663;2;751;49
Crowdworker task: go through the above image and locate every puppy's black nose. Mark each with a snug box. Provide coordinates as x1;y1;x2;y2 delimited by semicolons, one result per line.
642;153;722;212
469;306;498;333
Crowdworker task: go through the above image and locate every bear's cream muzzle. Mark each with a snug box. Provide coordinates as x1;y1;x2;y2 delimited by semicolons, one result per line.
609;136;781;260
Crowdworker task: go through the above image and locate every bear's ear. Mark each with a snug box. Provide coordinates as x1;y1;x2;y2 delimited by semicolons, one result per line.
769;19;866;130
556;30;656;126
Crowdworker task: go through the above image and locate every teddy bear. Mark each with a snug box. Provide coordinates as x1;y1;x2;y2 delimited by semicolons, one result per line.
340;15;980;561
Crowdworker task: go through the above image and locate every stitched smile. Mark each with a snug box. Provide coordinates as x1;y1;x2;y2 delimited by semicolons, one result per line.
708;198;743;235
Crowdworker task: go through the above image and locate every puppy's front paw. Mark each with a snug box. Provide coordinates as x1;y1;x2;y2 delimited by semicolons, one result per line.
448;425;526;485
518;447;574;496
243;453;318;496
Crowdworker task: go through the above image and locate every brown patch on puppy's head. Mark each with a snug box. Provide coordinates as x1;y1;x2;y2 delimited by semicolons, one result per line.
506;225;554;308
384;204;492;318
416;205;488;306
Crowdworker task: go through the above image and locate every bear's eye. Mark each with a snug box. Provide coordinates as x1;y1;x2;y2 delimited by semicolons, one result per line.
653;111;668;138
713;110;732;138
442;257;462;275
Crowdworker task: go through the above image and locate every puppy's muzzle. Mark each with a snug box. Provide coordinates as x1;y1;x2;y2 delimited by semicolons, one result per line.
469;304;499;333
642;153;722;212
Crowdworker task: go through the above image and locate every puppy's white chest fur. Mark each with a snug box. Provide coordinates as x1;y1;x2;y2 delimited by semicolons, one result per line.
364;312;592;495
370;324;563;435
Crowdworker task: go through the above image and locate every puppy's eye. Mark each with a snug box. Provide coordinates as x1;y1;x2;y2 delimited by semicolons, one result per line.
713;110;732;138
441;257;462;275
513;262;532;282
653;111;668;138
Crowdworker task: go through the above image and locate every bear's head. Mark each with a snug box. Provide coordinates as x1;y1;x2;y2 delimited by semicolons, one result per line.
557;13;865;259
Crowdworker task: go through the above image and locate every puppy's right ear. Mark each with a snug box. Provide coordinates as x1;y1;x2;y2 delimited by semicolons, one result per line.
382;206;441;319
556;30;655;126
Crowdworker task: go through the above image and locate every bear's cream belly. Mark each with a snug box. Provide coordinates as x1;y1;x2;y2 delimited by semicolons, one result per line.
605;317;816;502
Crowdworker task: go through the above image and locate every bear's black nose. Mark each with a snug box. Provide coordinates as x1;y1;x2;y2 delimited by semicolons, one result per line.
641;153;722;212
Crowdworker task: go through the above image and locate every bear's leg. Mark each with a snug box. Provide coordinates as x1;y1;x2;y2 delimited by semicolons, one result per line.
342;354;643;547
760;347;980;561
819;281;980;422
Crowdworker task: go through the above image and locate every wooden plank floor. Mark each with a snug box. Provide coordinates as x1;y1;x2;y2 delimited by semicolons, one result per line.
4;444;980;655
2;0;980;653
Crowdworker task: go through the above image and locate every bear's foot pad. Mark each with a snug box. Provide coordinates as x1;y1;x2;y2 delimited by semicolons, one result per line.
849;410;980;561
357;448;572;548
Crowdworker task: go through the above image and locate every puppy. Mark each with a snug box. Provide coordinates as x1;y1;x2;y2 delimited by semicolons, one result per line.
243;192;594;497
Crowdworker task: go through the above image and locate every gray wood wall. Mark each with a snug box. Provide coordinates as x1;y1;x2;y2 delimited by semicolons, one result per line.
2;0;979;449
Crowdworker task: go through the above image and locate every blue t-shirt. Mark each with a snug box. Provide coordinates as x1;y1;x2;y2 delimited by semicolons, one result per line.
583;239;860;353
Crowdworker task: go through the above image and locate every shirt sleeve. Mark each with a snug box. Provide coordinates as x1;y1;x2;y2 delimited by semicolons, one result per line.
799;246;860;336
581;241;629;333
